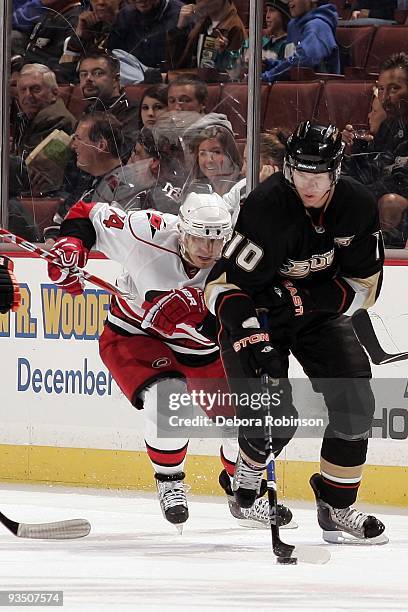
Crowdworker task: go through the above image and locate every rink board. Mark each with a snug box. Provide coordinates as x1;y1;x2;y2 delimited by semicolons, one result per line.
1;255;408;505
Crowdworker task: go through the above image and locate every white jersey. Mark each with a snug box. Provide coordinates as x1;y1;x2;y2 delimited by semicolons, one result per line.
86;202;218;358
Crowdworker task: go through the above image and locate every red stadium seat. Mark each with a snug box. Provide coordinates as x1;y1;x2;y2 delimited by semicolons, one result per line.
58;85;72;109
263;82;323;133
206;84;222;113
67;85;89;119
216;83;269;138
336;26;376;70
365;26;408;73
317;80;375;130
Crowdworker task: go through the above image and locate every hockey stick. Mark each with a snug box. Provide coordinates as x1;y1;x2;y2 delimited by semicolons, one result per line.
352;309;408;365
0;511;91;540
0;228;135;300
258;312;330;565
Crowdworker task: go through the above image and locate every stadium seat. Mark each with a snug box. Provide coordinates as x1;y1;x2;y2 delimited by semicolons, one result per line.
125;84;151;104
206;84;222;113
263;82;323;133
217;83;269;138
336;26;376;70
67;85;89;119
317;80;375;130
365;26;408;73
58;85;72;109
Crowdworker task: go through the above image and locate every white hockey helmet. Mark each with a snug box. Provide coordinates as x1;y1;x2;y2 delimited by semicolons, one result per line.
178;192;233;240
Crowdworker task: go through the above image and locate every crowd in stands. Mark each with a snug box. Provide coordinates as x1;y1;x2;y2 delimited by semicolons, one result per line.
6;0;408;248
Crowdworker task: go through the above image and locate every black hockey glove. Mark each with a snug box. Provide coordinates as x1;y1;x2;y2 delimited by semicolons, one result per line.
0;256;21;314
216;291;281;380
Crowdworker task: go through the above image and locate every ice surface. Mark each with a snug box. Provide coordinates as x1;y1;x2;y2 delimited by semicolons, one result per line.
0;483;407;611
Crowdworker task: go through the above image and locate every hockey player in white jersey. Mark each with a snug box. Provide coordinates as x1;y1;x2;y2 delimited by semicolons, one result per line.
47;192;294;530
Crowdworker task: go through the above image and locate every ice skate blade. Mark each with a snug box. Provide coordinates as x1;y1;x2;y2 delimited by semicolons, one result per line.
175;524;184;535
235;518;298;530
322;529;389;545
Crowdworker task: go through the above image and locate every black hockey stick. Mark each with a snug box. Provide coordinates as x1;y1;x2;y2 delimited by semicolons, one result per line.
258;312;330;565
352;309;408;365
0;511;91;539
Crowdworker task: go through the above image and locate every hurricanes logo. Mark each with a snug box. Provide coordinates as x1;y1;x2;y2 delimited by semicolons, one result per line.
152;357;171;368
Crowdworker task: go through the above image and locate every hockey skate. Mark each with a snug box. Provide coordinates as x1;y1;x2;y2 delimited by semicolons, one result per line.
219;470;297;529
155;472;189;532
232;451;265;508
310;474;388;545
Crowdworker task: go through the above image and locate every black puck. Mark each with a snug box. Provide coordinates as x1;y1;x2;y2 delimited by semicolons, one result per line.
276;556;298;565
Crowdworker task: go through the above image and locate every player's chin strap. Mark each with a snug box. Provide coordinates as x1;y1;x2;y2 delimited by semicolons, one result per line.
0;228;136;300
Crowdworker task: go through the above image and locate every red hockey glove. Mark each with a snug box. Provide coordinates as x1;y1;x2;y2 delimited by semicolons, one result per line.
0;256;21;314
141;287;207;335
47;237;89;296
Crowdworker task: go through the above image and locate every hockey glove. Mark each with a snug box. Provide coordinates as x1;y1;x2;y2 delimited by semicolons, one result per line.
47;237;89;296
0;256;21;314
217;291;281;380
141;287;207;335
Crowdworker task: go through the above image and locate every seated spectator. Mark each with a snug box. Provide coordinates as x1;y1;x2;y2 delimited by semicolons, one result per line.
187;124;242;196
242;0;289;65
107;0;184;71
351;1;396;21
12;0;44;56
44;112;139;242
139;84;168;128
78;53;139;158
167;76;208;113
125;128;187;212
60;0;122;81
21;0;82;82
342;88;387;151
167;0;246;72
261;0;340;82
10;63;76;196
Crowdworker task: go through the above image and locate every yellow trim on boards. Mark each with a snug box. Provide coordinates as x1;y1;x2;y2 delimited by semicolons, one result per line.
0;444;407;506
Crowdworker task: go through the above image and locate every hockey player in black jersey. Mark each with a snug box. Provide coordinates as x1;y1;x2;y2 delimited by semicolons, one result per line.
205;121;388;544
0;256;21;314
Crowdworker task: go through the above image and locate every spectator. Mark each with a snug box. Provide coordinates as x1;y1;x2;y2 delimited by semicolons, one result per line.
167;76;208;113
12;0;44;56
125;128;186;212
22;0;82;82
10;63;76;196
167;0;246;72
241;0;290;65
261;0;340;82
139;84;168;128
107;0;184;70
187;123;242;196
78;53;139;158
44;112;139;242
351;1;396;21
60;0;122;80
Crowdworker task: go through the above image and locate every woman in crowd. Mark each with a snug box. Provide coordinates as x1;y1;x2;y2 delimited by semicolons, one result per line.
138;84;168;129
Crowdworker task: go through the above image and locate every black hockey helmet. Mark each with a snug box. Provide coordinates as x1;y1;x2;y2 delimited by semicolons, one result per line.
284;121;345;187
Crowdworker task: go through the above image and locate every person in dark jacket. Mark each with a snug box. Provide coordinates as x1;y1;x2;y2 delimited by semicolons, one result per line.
107;0;184;70
352;0;396;21
261;0;340;82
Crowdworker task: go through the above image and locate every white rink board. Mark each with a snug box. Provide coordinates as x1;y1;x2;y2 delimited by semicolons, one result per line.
0;256;408;466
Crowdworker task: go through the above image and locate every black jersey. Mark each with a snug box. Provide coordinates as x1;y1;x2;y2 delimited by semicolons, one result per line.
206;173;384;314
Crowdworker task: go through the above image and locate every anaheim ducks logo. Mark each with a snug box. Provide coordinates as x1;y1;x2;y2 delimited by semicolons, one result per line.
280;249;334;278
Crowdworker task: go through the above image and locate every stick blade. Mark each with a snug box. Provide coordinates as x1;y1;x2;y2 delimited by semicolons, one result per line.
292;545;331;565
16;518;91;540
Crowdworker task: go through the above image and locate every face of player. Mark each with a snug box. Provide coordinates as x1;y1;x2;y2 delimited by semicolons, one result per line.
288;0;311;18
266;7;285;33
292;170;332;208
127;0;160;13
198;138;234;181
183;234;225;268
167;85;204;113
79;58;119;100
140;95;167;127
17;73;57;118
368;96;387;136
377;67;408;118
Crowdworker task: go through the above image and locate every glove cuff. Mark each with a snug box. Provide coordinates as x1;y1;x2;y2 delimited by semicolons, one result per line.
215;290;258;333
